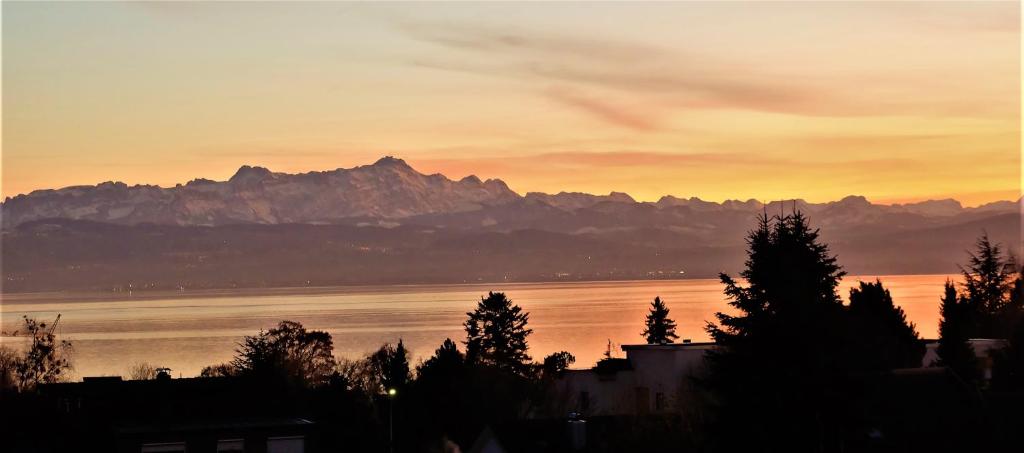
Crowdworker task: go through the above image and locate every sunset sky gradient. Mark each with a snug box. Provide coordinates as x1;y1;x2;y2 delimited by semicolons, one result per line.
3;1;1020;205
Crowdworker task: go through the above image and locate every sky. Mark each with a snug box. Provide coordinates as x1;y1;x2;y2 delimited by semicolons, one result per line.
2;1;1020;206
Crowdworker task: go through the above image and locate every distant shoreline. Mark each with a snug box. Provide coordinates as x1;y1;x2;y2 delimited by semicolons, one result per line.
0;273;958;305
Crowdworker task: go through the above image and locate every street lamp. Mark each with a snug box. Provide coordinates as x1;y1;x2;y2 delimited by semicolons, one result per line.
388;388;397;453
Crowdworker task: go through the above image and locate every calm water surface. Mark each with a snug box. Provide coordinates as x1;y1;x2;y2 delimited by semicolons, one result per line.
1;275;952;379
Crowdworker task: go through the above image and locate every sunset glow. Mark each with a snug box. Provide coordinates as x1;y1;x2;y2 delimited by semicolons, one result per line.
3;1;1020;205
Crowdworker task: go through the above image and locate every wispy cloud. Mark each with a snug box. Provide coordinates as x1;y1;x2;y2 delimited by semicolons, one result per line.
400;21;815;119
400;22;666;63
399;19;1017;121
542;87;660;131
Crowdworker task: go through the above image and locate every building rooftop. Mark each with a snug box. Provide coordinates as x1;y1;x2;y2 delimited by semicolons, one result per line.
620;341;716;351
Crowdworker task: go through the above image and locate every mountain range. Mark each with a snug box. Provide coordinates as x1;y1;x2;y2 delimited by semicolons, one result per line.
1;157;1020;293
2;156;1017;228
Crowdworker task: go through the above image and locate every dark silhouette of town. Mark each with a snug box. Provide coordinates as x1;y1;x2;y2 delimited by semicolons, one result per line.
2;212;1023;453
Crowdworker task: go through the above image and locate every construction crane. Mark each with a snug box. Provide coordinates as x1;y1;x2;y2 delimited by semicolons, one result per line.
48;314;61;335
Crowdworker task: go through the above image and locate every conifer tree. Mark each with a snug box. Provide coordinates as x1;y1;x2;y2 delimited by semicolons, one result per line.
368;340;411;394
387;339;411;391
848;279;924;369
642;297;680;344
464;292;533;376
705;212;853;451
936;281;979;381
962;234;1015;313
417;338;464;381
935;235;1020;385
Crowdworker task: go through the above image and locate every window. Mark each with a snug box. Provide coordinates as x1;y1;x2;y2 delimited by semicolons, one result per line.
267;436;304;453
655;392;666;411
217;439;244;453
141;442;186;453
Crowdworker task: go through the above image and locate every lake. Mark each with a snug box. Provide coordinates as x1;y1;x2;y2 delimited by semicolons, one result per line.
0;274;953;379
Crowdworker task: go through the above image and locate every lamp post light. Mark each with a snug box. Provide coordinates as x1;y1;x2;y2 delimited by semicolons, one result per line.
388;388;397;453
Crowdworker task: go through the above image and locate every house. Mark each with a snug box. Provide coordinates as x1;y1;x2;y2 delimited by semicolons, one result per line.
921;338;1008;380
553;338;1006;418
552;341;712;417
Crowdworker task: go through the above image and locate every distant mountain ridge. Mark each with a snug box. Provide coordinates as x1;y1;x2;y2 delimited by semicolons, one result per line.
2;156;1018;229
2;156;1020;292
1;157;519;228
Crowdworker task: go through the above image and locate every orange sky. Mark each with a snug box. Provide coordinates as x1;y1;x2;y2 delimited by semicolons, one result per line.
2;2;1020;206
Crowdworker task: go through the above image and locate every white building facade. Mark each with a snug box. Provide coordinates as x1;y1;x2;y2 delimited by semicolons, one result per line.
552;342;712;417
552;339;1005;418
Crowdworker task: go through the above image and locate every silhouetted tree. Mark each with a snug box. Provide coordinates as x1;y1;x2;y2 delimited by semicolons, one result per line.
231;320;336;387
642;296;679;344
416;338;465;382
411;339;469;418
127;362;160;380
12;315;73;391
410;336;532;449
393;340;410;384
336;357;381;397
705;212;858;452
603;339;614;359
991;317;1024;391
369;340;411;393
848;279;925;369
936;235;1020;383
936;281;979;381
200;362;236;378
960;234;1017;337
1011;267;1024;309
541;351;576;378
989;258;1024;390
464;291;533;376
0;347;19;392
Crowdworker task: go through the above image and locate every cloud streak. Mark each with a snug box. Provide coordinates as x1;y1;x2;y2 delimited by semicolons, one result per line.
399;19;1018;122
542;87;660;131
400;22;666;63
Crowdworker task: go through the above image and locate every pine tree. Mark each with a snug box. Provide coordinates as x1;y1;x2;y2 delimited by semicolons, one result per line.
936;281;979;381
642;297;680;344
464;292;533;376
704;212;853;451
848;279;925;369
962;235;1015;311
387;339;411;391
960;234;1017;336
368;340;411;394
417;338;464;380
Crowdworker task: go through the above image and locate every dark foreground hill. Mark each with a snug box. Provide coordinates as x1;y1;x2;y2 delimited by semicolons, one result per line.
2;211;1018;293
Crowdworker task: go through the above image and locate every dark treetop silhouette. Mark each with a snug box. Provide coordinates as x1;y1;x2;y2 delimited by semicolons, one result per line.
642;296;680;344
